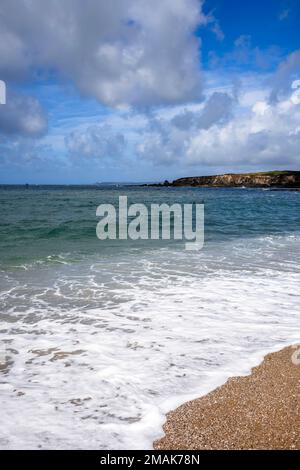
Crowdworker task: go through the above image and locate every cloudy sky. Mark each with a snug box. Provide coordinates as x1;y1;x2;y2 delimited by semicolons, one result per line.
0;0;300;183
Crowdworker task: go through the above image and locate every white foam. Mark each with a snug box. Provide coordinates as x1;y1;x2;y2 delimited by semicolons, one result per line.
0;233;300;449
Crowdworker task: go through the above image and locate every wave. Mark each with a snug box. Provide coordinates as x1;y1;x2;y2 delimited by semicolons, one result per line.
0;231;300;448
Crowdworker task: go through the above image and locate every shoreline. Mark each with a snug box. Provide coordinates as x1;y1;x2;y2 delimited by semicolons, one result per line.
154;345;300;450
145;170;300;189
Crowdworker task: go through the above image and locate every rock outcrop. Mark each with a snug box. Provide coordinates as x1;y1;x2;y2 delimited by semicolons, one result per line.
170;171;300;188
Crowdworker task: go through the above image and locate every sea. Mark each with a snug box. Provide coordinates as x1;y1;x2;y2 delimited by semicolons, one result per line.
0;185;299;449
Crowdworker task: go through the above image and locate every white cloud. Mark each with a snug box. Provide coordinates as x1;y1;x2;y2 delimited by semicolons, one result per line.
252;101;270;116
0;91;47;136
0;0;207;107
292;79;300;90
1;2;298;178
136;91;235;164
134;71;300;171
65;124;126;160
269;50;300;102
61;54;300;174
182;82;300;168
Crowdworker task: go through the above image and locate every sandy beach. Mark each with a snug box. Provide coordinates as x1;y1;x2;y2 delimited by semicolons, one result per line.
154;345;300;450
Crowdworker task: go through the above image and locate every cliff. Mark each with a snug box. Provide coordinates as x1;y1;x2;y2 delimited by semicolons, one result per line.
170;171;300;188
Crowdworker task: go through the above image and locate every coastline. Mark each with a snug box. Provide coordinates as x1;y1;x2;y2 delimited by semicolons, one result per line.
154;345;300;450
147;171;300;189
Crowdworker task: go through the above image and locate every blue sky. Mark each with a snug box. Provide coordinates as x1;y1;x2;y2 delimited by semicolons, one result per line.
0;0;299;183
202;0;300;61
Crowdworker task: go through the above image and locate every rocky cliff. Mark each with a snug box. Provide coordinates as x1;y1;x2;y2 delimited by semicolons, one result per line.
170;171;300;188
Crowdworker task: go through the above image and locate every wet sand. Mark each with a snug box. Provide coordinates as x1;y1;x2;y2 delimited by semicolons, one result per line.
154;345;300;450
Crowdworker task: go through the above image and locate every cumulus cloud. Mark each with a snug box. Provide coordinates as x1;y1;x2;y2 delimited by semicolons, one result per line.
0;137;54;168
185;83;300;168
1;0;298;178
171;110;197;130
170;92;234;130
137;91;235;163
65;125;126;160
197;92;234;129
269;50;300;102
135;77;300;170
0;91;47;137
0;0;207;107
46;52;300;174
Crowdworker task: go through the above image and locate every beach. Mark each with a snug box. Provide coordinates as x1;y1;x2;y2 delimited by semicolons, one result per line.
1;0;300;454
1;186;300;449
154;345;300;450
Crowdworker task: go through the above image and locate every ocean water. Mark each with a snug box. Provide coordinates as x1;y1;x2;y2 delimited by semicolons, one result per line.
0;185;300;449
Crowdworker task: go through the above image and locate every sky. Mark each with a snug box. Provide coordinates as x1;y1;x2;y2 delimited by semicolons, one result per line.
0;0;299;184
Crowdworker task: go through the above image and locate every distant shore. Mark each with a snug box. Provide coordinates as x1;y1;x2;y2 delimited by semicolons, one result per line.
154;345;300;450
145;171;300;189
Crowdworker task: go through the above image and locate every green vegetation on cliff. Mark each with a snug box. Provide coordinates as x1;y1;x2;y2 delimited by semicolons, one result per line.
164;171;300;188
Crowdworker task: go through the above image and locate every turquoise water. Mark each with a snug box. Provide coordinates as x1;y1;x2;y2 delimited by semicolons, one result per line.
1;185;300;267
0;186;300;449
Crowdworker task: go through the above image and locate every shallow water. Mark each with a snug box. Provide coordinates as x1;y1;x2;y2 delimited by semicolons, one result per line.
0;186;299;449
